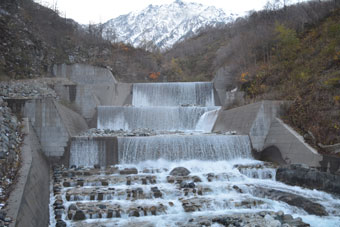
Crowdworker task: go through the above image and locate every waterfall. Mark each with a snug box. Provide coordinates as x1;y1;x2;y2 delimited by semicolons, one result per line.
132;82;215;106
69;137;106;167
195;107;221;132
97;106;219;132
118;135;251;163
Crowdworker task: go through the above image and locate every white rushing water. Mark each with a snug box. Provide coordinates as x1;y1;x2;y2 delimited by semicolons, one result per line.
97;106;219;132
132;82;215;106
69;137;106;167
118;134;252;163
55;159;340;227
62;80;340;227
195;108;221;132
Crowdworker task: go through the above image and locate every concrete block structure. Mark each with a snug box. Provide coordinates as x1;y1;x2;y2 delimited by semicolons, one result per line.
213;101;322;167
52;64;132;121
23;98;88;158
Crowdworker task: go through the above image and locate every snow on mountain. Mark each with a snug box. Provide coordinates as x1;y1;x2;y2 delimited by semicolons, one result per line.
102;0;237;50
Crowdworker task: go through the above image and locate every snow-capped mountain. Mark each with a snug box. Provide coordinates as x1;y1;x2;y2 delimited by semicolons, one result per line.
102;0;237;50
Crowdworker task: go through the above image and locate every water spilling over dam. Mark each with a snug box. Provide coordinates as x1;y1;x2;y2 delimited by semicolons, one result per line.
132;82;215;106
51;81;340;227
97;106;220;132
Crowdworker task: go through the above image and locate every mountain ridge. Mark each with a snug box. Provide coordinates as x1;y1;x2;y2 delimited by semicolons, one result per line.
102;0;236;50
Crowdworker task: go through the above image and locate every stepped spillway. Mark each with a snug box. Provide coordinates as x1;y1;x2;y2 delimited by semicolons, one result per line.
97;106;220;132
57;81;340;227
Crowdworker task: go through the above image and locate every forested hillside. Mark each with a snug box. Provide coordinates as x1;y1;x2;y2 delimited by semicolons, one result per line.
1;0;339;148
0;0;160;82
162;0;340;148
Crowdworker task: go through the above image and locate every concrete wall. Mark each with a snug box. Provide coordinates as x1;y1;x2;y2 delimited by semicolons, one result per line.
52;63;117;84
5;119;50;227
213;101;322;167
264;118;322;167
213;101;280;151
53;83;132;120
213;66;237;105
52;64;132;121
23;98;88;158
223;91;245;108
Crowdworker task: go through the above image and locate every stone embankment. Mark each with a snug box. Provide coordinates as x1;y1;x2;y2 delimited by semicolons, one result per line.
0;79;57;99
0;97;22;226
0;79;60;227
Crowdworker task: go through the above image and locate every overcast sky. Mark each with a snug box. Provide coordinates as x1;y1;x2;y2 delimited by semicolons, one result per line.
34;0;303;24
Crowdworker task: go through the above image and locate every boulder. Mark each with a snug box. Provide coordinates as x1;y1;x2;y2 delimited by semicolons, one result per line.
73;210;86;221
170;167;190;176
253;187;328;216
276;164;340;195
120;168;138;175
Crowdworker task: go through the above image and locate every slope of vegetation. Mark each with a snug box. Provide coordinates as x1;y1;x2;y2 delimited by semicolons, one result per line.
0;0;160;82
162;0;340;147
243;8;340;146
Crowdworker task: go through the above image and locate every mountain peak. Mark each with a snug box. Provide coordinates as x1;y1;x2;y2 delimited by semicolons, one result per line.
103;1;236;50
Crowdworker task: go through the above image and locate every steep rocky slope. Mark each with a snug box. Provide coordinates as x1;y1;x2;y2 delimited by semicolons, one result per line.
0;0;160;82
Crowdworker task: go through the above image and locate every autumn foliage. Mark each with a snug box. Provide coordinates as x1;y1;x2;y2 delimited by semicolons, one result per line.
149;72;160;80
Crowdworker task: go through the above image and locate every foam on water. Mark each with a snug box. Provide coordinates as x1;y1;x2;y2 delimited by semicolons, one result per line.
58;159;340;227
132;82;215;106
118;135;252;163
97;106;219;132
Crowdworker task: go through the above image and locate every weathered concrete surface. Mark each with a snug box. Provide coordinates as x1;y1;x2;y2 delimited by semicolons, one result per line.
23;98;88;158
54;83;132;120
5;119;50;227
52;63;117;84
52;64;132;120
213;66;237;105
213;101;322;167
264;118;322;167
55;101;88;136
213;101;281;151
223;91;245;108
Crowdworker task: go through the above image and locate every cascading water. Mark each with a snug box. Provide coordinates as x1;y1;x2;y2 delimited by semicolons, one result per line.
59;81;340;227
118;134;251;163
132;82;215;106
97;106;219;132
195;107;220;132
69;137;106;167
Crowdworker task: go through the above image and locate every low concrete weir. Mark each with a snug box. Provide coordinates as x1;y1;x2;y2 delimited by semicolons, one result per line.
117;134;252;163
68;134;252;167
132;82;216;106
97;106;219;132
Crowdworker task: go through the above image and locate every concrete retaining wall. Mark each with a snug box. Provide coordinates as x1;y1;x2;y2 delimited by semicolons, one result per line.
5;119;50;227
213;101;280;151
213;101;322;167
264;118;322;167
52;64;132;121
23;98;88;158
52;63;117;84
213;66;237;105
